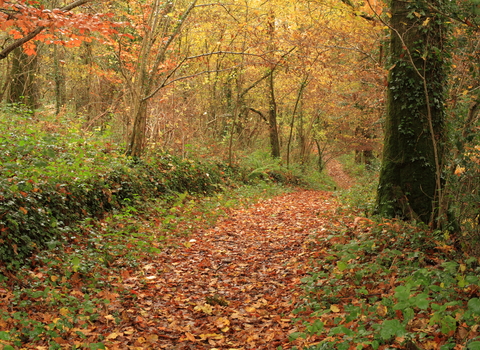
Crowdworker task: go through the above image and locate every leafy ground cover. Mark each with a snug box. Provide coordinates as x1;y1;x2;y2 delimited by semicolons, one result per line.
2;111;479;350
3;182;480;350
0;181;292;349
0;109;313;268
292;212;480;350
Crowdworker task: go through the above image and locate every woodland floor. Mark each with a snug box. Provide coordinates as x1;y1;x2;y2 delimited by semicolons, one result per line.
3;161;478;349
325;158;354;190
103;162;356;349
2;163;361;349
106;190;339;349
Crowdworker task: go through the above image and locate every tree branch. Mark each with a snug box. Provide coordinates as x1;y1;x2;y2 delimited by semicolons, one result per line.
0;0;92;60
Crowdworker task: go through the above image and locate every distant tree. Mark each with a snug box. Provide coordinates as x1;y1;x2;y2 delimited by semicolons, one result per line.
6;47;39;109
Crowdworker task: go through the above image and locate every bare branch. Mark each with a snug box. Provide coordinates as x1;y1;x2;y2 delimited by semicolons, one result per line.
143;50;269;101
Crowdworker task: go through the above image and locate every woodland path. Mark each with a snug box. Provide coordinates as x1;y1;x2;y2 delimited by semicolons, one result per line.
110;190;340;349
325;158;354;190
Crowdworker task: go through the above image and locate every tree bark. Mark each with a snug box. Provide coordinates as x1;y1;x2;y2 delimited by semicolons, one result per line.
7;47;39;110
128;99;148;158
376;0;448;224
267;70;281;158
53;45;66;115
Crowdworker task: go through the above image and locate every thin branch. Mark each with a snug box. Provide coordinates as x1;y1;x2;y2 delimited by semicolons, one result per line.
147;0;198;92
0;0;92;60
168;67;241;85
143;50;274;101
248;107;267;122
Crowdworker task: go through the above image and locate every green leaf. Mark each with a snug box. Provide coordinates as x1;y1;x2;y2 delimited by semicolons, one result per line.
468;298;480;315
330;326;353;336
337;261;348;272
394;285;410;301
306;319;324;333
413;293;430;310
403;307;414;323
71;256;81;272
468;341;480;350
288;332;307;341
439;315;456;334
89;343;106;350
465;275;479;285
0;331;11;340
380;319;405;340
393;301;410;310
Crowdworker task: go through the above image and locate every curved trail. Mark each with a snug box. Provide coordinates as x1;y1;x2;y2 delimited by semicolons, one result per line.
111;190;338;349
326;159;354;190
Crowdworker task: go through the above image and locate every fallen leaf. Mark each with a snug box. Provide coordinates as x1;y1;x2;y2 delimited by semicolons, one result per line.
330;304;340;313
185;332;197;341
59;308;69;316
106;332;121;340
199;333;224;340
194;303;213;315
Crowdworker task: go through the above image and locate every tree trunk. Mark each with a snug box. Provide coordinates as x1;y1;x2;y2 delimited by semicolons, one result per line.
75;42;92;117
127;99;148;158
7;47;39;110
376;0;448;224
267;70;281;158
53;45;66;115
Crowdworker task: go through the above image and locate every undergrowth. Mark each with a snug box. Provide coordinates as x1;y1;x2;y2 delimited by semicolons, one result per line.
0;107;318;349
0;182;290;350
292;159;480;350
336;154;379;217
0;109;314;269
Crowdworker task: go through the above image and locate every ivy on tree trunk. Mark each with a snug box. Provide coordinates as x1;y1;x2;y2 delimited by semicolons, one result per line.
376;0;448;224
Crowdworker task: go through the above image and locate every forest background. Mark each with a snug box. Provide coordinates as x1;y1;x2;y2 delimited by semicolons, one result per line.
1;0;478;240
0;0;480;348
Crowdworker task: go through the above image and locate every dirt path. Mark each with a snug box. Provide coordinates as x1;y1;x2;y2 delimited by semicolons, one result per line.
109;190;338;349
326;158;355;189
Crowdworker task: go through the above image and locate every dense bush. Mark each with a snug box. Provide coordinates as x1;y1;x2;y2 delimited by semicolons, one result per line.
0;154;246;268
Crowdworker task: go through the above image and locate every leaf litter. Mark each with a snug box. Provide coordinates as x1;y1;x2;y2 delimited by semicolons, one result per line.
3;185;478;350
105;190;338;349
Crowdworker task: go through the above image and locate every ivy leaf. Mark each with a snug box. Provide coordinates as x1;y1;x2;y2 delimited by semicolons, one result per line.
468;298;480;315
468;341;480;350
380;319;405;340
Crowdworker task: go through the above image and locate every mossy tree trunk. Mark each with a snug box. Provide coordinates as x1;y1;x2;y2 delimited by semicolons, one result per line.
376;0;448;224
